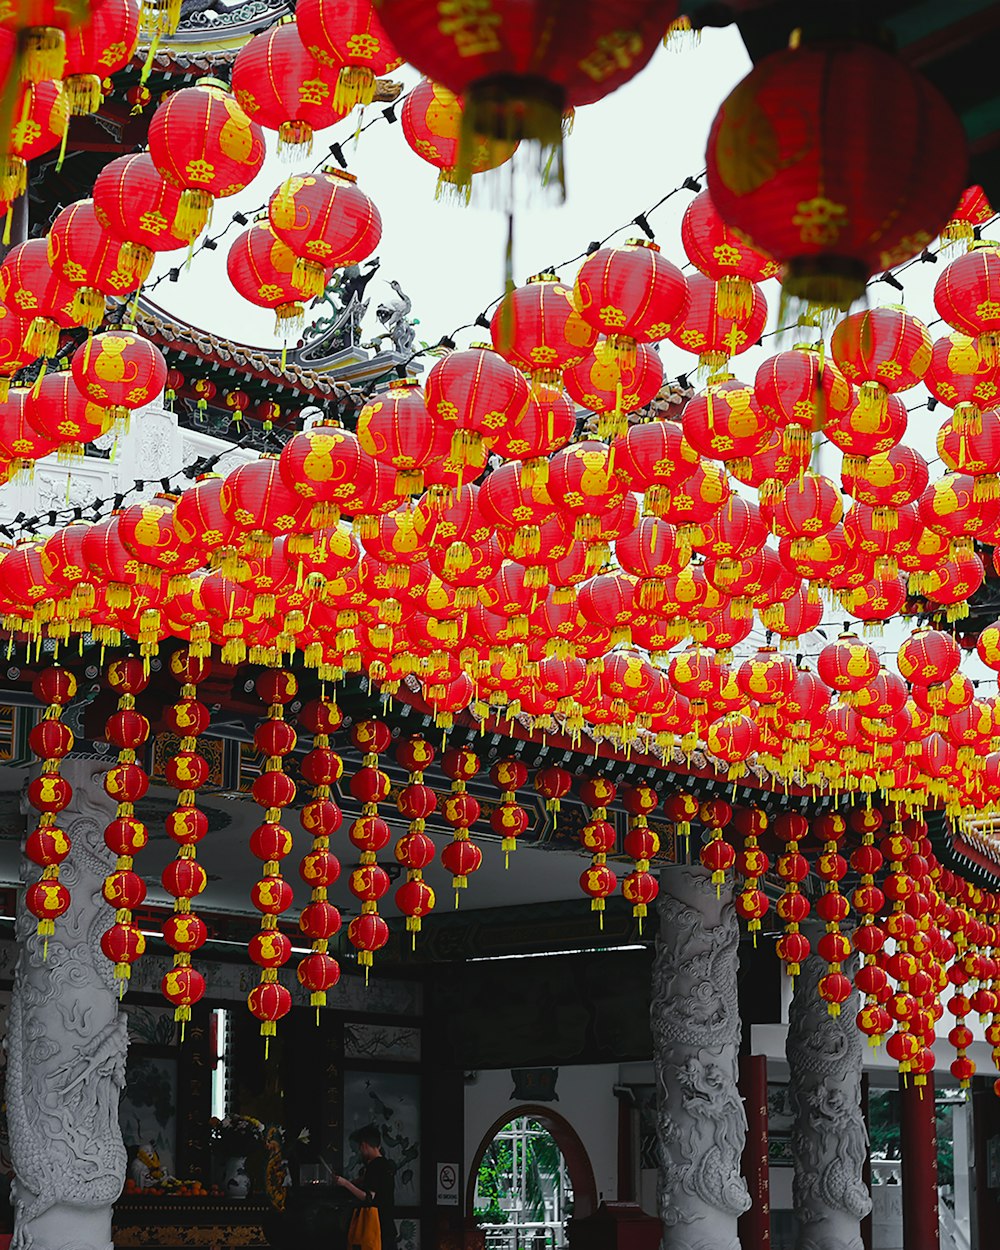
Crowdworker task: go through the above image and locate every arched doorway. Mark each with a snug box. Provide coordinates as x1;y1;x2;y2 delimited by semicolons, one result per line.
467;1106;598;1249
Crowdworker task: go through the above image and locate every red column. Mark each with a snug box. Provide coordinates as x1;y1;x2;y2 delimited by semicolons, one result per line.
738;1054;771;1249
899;1071;940;1250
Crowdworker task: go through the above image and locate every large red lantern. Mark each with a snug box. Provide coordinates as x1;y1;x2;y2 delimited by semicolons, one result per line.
147;80;266;236
400;79;518;199
373;0;677;181
296;0;400;109
666;273;767;371
268;169;381;297
70;329;167;425
935;243;1000;365
0;238;82;358
573;240;688;365
62;0;139;115
232;22;347;153
706;38;967;309
0;78;68;202
681;188;780;316
491;273;597;389
93;153;207;267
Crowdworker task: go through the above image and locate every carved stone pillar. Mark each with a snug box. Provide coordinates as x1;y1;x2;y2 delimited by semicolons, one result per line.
786;933;871;1250
7;756;128;1250
651;864;750;1250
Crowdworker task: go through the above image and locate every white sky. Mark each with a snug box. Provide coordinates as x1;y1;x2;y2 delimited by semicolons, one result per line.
144;26;1000;694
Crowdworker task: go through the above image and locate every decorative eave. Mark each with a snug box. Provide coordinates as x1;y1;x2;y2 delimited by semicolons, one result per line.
133;297;368;405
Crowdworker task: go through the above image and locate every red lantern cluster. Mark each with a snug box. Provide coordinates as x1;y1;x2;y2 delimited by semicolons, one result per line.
490;756;529;864
578;775;617;926
25;666;77;948
733;807;769;942
160;648;211;1028
100;657;151;990
441;745;482;904
394;734;437;943
774;813;810;978
813;812;852;1017
622;782;659;928
247;669;298;1044
296;695;344;1007
347;718;392;976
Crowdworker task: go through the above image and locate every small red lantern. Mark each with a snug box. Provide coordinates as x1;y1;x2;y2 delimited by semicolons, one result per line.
247;981;292;1042
573;239;688;365
681;189;779;316
100;918;147;980
297;952;341;1006
491;273;597;389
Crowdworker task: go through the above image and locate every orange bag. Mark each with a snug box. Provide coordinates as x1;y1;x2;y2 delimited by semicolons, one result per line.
348;1205;382;1250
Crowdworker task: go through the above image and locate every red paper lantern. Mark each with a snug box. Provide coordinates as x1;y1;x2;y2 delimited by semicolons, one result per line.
666;273;766;371
297;952;341;1005
831;307;932;420
374;1;675;176
682;376;771;464
425;344;530;463
227;221;317;334
147;80;266;236
62;0;139;115
400;78;518;199
573;240;688;364
296;0;401;109
70;329;167;425
268;169;381;297
754;345;854;455
935;243;1000;366
247;981;292;1037
706;38;967;309
357;378;444;495
232;23;348;152
681;188;779;316
0;238;82;358
0;78;68;202
491;273;597;389
563;342;663;439
162;966;206;1015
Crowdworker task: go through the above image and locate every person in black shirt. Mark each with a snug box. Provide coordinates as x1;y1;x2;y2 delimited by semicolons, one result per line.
335;1125;397;1250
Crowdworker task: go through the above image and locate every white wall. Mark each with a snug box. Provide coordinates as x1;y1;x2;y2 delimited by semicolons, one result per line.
464;1064;622;1213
